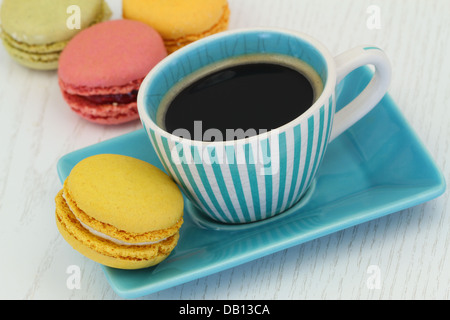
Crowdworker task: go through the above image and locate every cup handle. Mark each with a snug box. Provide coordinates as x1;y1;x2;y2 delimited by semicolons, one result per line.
329;46;392;142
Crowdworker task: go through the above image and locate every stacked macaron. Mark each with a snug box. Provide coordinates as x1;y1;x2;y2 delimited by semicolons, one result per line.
55;154;184;269
1;0;234;268
0;0;111;70
1;0;231;124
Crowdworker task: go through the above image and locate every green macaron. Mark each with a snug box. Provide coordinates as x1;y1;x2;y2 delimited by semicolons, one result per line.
0;0;111;70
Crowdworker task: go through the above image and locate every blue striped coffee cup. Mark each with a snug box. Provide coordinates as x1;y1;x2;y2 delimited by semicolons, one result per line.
138;28;391;224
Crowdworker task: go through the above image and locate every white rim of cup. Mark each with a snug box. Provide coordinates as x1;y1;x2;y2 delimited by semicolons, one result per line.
137;27;337;147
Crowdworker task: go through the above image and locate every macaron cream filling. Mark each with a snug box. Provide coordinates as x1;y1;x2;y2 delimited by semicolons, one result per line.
79;90;139;106
58;77;143;108
62;191;168;247
76;215;167;247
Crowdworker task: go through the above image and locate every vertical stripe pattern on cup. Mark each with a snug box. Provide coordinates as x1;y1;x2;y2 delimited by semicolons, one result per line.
145;95;334;224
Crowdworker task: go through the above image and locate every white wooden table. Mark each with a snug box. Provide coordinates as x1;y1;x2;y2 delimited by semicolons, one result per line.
1;0;448;300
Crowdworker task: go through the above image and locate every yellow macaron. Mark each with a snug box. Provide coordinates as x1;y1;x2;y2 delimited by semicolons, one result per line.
55;154;184;270
123;0;230;53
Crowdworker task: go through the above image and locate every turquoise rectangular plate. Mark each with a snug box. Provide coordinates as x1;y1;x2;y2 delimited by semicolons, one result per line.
57;67;445;299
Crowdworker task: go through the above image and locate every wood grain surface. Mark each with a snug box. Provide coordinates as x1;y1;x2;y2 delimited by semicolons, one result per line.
0;0;448;300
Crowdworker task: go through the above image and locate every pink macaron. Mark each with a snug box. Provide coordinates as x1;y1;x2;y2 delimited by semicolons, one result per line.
58;19;167;125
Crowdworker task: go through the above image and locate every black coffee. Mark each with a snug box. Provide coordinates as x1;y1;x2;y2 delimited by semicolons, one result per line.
162;61;318;142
